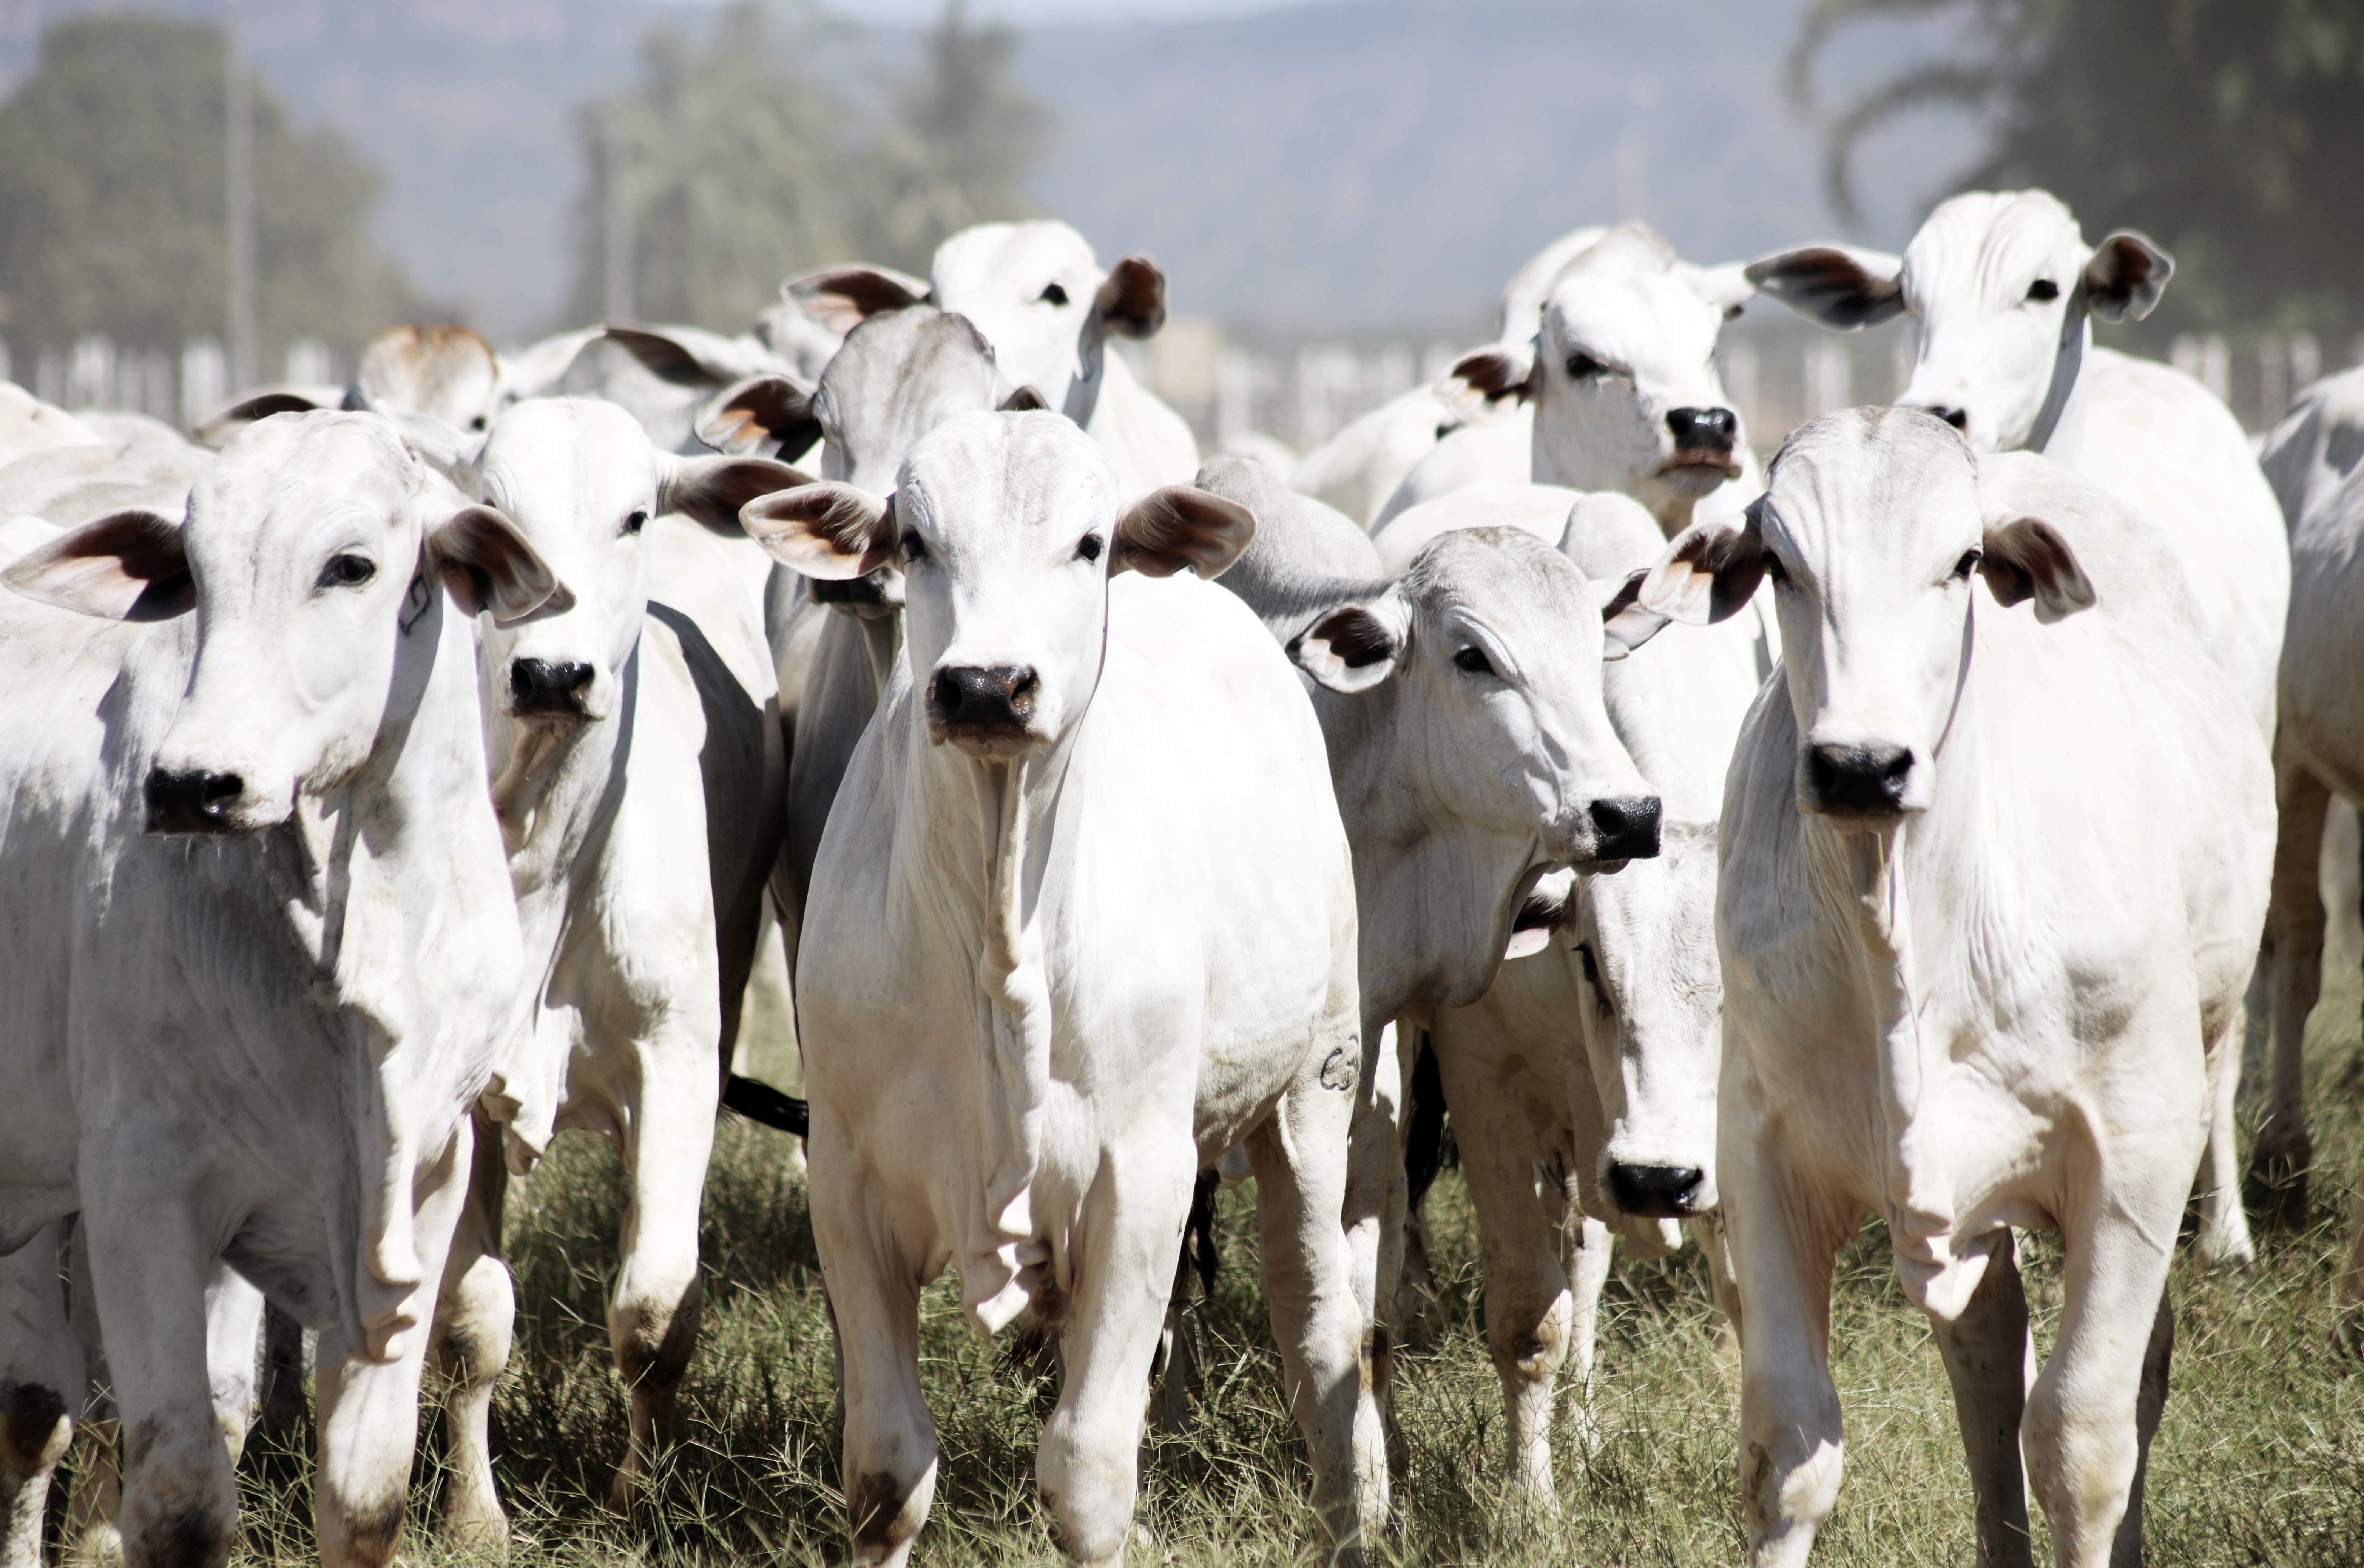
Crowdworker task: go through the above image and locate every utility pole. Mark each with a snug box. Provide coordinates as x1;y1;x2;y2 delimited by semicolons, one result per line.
225;0;256;391
603;107;633;323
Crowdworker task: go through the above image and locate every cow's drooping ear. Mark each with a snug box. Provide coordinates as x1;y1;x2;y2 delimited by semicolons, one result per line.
742;482;898;579
194;390;330;446
1674;259;1756;321
2083;231;2172;324
1441;345;1540;422
998;384;1049;412
387;409;485;486
1641;505;1765;625
1598;568;1671;660
1111;485;1255;579
430;505;573;625
1743;244;1907;330
2;509;193;621
1291;590;1412;694
785;266;931;336
659;454;818;536
600;326;744;389
696;374;821;458
1980;515;2096;622
1095;256;1167;339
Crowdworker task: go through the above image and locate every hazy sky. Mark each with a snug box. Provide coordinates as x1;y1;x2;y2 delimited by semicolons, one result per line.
660;0;1291;18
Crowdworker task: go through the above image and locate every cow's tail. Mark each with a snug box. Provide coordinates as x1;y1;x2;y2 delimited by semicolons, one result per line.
1403;1029;1454;1212
722;1073;809;1138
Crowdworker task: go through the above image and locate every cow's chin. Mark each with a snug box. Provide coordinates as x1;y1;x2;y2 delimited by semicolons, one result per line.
505;703;595;736
931;722;1046;762
1652;453;1742;495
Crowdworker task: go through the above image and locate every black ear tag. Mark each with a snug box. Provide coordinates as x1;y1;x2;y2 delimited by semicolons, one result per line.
399;570;434;633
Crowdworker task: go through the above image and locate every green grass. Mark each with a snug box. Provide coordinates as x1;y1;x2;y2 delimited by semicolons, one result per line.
216;970;2364;1566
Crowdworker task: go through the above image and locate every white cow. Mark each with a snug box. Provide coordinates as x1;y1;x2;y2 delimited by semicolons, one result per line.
1411;483;1762;1508
1746;191;2288;1268
1642;409;2270;1566
2254;365;2364;1329
0;382;102;469
788;222;1199;500
413;398;798;1539
1287;225;1610;528
196;325;507;444
745;412;1383;1563
0;411;560;1568
1398;224;1761;536
1193;456;1667;1465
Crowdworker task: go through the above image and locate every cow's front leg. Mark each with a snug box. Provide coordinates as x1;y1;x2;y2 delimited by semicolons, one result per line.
1726;1139;1851;1568
1434;1032;1575;1509
1932;1230;2034;1568
811;1139;934;1568
2253;755;2329;1224
1338;1020;1406;1471
431;1116;513;1545
1247;1070;1386;1562
76;1197;235;1568
1;1222;82;1568
2024;1195;2179;1568
313;1120;474;1568
608;1020;719;1513
1038;1152;1190;1568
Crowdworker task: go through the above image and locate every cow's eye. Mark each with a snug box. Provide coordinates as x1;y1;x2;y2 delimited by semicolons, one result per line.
2026;279;2060;302
1076;533;1103;563
1565;352;1606;379
1039;282;1069;306
468;415;488;432
318;553;376;590
901;530;929;563
1575;941;1600;986
1952;548;1981;582
1452;645;1495;677
623;509;648;535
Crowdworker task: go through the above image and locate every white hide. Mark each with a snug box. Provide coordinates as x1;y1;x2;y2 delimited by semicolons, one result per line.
1652;411;2270;1567
0;411;550;1568
753;414;1382;1564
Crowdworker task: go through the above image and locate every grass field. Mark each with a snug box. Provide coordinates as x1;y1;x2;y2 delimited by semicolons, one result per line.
217;969;2364;1567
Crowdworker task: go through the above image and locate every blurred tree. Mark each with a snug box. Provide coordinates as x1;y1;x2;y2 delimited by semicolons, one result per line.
855;0;1052;274
571;1;854;331
1792;0;2364;334
571;0;1051;331
0;14;416;361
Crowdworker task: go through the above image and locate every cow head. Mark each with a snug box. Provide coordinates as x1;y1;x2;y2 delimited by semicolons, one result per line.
1449;262;1749;532
1642;407;2094;826
1746;190;2172;455
2;411;569;833
1291;527;1663;872
1560;820;1724;1219
355;324;501;433
930;221;1165;430
745;411;1248;761
468;397;803;730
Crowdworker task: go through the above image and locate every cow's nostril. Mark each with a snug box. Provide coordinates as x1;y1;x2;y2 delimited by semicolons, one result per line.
1667;406;1738;449
1606;1163;1707;1219
1586;795;1663;861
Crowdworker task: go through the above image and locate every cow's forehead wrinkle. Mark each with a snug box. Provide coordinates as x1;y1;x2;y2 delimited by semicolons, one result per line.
477;400;655;526
1768;409;1980;570
191;413;425;557
899;411;1115;544
1906;190;2086;311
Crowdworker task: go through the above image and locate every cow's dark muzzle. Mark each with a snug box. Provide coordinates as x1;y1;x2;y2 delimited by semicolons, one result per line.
145;767;244;835
929;664;1038;738
510;659;595;717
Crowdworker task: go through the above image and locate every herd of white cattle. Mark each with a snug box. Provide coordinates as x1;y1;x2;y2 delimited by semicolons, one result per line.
0;187;2358;1568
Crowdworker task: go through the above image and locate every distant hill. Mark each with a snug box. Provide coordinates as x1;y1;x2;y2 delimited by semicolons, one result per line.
0;0;1969;341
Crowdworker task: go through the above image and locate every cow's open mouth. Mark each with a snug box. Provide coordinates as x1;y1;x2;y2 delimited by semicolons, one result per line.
1656;451;1741;478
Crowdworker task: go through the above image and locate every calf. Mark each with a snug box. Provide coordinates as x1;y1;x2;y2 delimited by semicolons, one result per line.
421;398;799;1536
1644;409;2269;1566
1747;190;2289;1261
749;412;1382;1563
0;411;559;1568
